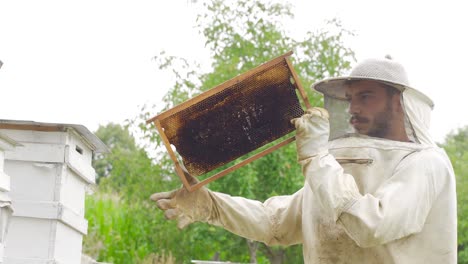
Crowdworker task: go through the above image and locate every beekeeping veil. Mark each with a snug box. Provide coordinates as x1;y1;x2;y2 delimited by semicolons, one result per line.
312;56;436;146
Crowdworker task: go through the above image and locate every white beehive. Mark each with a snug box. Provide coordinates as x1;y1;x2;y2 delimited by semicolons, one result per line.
0;132;17;263
0;120;108;264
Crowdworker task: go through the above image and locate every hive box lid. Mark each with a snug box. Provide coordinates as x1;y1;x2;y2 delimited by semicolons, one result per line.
0;132;21;151
0;120;108;154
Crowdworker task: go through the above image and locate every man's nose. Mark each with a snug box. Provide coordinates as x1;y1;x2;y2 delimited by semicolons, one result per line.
348;100;360;115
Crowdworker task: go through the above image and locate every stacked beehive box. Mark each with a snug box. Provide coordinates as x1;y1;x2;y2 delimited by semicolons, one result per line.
0;120;107;264
0;132;17;263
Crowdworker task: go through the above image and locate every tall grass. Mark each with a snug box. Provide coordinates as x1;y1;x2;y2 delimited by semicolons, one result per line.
83;192;176;264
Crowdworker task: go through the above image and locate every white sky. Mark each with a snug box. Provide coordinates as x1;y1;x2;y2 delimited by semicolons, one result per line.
1;0;467;143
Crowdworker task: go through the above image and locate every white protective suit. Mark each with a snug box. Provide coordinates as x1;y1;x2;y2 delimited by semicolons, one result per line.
152;57;457;263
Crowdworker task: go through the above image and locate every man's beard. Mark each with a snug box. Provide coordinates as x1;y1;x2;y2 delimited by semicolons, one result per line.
350;100;394;138
367;101;393;138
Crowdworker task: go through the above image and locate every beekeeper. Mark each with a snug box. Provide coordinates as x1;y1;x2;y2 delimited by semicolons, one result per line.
151;56;457;263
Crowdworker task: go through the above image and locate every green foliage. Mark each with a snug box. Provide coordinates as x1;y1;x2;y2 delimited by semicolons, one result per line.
87;123;264;263
93;123;177;200
86;123;188;263
139;1;355;262
93;123;138;182
84;193;182;263
86;0;356;263
84;193;150;263
440;126;468;263
85;191;272;263
151;1;355;114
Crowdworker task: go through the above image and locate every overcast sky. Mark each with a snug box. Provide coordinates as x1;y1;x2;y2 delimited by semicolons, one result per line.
1;0;467;143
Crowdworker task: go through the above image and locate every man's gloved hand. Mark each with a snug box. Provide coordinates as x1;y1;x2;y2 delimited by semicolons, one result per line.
291;107;330;161
150;171;213;229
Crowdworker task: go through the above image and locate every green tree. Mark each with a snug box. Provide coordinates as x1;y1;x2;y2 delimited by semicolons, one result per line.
440;126;468;263
85;124;188;263
93;123;139;183
135;0;356;263
92;123;175;200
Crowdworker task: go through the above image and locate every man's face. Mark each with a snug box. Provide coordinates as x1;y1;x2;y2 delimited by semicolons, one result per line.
344;80;398;138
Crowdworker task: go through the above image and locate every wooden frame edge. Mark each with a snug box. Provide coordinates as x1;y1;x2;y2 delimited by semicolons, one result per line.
153;119;191;189
186;136;296;192
147;51;313;192
146;51;294;124
286;58;311;109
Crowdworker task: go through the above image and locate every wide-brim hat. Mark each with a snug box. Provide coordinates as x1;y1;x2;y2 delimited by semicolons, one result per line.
312;56;434;108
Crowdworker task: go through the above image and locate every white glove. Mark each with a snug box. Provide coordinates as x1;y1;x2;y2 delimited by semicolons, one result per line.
291;107;330;161
150;172;213;229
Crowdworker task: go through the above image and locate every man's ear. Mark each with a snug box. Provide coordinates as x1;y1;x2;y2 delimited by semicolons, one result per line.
393;93;404;113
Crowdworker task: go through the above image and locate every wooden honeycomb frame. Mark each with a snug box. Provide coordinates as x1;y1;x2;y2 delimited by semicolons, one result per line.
147;51;310;192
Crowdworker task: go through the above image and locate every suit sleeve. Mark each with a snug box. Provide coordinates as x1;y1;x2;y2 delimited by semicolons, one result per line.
207;188;304;246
